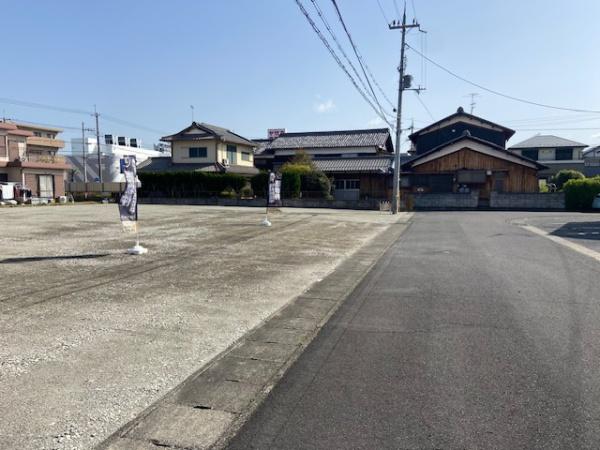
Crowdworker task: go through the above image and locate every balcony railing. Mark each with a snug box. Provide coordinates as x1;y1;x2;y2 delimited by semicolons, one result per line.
26;153;66;164
7;149;66;164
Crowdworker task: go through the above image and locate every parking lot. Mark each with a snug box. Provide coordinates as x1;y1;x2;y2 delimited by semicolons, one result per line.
0;204;406;450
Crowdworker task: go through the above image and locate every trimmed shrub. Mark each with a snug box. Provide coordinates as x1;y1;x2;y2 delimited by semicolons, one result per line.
564;178;600;210
138;171;246;198
250;172;269;197
282;172;301;198
301;171;332;199
240;185;254;198
551;169;585;190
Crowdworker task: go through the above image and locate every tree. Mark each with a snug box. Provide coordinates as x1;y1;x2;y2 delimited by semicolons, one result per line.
282;149;315;171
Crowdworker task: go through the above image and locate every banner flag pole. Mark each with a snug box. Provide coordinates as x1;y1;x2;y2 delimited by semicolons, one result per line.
261;171;272;227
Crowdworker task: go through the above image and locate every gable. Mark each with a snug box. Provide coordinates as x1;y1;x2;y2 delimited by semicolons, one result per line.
409;108;515;144
418;115;507;137
411;139;539;171
413;122;507;155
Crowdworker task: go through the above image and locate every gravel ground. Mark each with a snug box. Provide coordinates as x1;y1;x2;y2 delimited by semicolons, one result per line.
0;203;404;450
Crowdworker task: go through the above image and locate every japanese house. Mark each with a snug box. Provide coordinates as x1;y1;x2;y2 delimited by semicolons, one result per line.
402;107;545;206
254;128;394;201
507;135;588;180
139;122;259;176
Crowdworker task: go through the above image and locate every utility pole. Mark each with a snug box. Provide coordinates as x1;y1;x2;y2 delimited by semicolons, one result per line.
94;105;102;183
389;4;422;214
81;122;87;184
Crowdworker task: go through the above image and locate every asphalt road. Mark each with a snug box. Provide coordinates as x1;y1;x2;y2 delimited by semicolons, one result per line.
228;212;600;449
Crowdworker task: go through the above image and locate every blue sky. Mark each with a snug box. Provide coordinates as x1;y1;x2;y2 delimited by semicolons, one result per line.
1;0;599;152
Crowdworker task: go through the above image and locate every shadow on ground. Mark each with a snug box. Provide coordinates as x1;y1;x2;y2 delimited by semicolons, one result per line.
0;254;110;264
551;222;600;240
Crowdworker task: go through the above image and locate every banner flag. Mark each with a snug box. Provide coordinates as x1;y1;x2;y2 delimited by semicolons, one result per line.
268;172;282;207
119;155;138;233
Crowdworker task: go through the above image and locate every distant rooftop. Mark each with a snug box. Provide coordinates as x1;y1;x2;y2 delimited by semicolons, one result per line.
161;122;256;147
509;135;587;149
314;156;393;173
265;128;393;151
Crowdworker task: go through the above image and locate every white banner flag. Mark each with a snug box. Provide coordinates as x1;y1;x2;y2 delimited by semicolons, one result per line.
119;156;138;233
268;172;282;207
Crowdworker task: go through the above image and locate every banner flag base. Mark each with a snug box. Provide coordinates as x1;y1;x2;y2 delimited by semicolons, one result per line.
128;242;148;255
261;216;272;227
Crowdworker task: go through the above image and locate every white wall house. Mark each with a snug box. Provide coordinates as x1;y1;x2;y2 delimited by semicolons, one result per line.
62;137;169;182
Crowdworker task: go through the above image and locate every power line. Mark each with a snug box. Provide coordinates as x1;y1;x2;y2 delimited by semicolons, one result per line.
375;0;390;24
294;0;395;129
405;44;600;114
2;117;88;131
309;0;378;106
101;114;167;135
410;0;418;20
330;0;394;112
0;97;91;115
503;114;600;124
514;127;600;131
0;96;167;135
413;91;435;121
393;0;402;17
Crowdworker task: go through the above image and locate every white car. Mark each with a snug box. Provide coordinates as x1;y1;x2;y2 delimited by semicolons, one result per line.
593;193;600;209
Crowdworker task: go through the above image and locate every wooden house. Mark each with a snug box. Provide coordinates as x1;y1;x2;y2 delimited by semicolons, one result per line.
402;108;546;207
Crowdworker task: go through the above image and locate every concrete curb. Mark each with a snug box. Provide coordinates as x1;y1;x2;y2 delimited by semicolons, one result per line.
97;216;412;450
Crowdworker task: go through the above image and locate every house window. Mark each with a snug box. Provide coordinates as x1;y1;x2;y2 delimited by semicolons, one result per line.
188;147;207;158
555;147;573;160
335;179;360;190
241;151;251;161
521;149;539;160
46;133;53;139
33;132;42;137
38;174;55;198
226;145;237;164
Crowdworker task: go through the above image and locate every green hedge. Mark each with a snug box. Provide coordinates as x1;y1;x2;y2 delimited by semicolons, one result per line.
564;178;600;210
300;171;332;199
282;172;301;198
551;169;585;190
250;172;269;197
138;171;246;198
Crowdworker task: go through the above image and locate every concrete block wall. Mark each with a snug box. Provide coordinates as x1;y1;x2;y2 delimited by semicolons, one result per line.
489;192;565;210
139;197;385;210
413;192;479;210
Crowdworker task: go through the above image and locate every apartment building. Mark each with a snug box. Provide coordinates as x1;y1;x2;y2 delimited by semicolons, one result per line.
0;121;70;199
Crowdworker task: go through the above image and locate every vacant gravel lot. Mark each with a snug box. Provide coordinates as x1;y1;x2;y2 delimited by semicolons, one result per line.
0;204;407;450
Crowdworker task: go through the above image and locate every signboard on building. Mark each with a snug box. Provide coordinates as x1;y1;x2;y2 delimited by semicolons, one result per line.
268;128;286;140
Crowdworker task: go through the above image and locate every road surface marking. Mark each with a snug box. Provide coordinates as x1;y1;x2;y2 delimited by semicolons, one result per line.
523;225;600;263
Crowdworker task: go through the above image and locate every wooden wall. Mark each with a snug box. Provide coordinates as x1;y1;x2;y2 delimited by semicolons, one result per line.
412;148;539;193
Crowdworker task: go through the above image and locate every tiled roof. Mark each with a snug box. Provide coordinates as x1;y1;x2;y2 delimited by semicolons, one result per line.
584;145;600;155
267;128;392;150
137;157;258;175
509;135;588;149
161;122;257;147
314;157;393;173
252;139;273;156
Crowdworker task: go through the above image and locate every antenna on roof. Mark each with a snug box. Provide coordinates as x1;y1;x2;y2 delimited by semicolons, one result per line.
190;105;195;123
464;93;480;114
